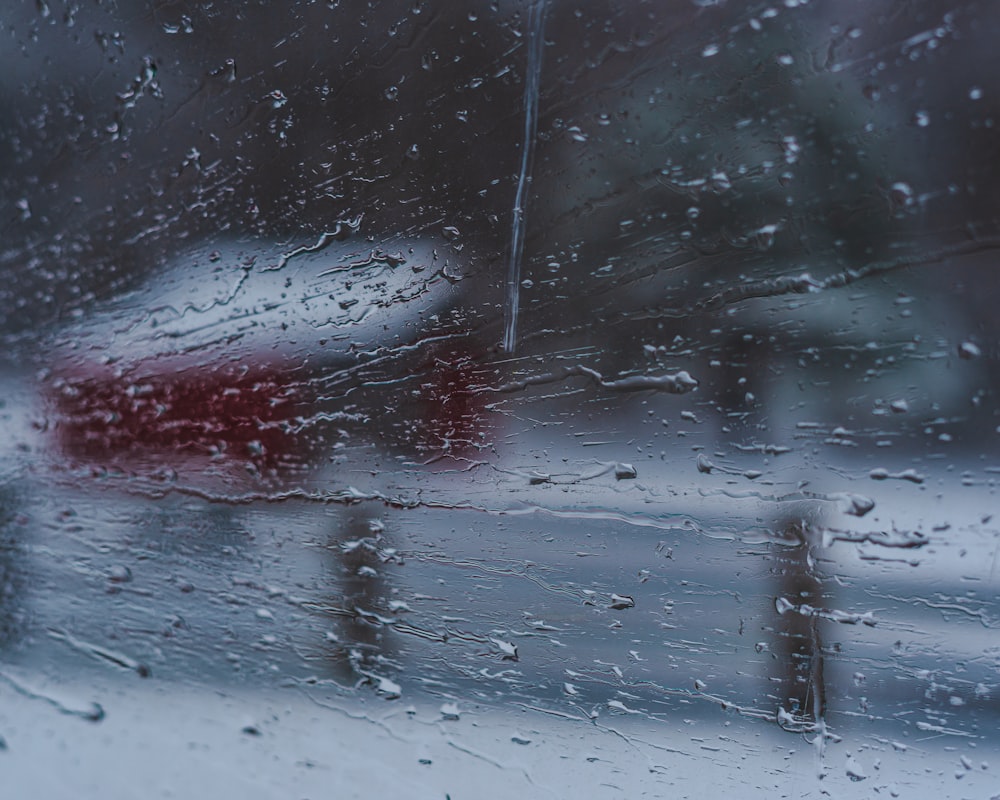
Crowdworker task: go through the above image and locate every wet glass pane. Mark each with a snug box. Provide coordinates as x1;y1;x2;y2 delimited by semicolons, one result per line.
2;0;999;795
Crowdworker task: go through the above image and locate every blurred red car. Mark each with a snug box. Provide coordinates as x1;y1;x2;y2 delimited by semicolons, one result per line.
44;234;485;486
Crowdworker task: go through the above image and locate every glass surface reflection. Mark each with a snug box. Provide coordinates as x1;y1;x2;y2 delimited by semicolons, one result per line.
2;0;999;796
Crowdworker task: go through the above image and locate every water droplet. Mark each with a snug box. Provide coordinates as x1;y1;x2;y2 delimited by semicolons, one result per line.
754;223;778;250
384;85;399;101
843;494;876;517
846;754;869;782
775;596;796;615
107;565;132;583
614;463;637;480
490;638;519;661
702;43;720;57
366;673;401;698
970;86;983;100
889;182;914;209
711;170;731;191
210;58;237;84
782;136;800;164
609;594;635;610
959;341;981;359
913;110;930;127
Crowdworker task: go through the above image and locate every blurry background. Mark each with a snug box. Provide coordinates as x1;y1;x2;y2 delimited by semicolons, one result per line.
1;1;999;796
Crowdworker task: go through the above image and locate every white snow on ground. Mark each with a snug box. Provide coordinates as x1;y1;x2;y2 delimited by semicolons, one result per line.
1;673;995;800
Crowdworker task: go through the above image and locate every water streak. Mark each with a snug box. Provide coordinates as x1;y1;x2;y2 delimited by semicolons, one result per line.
503;0;547;353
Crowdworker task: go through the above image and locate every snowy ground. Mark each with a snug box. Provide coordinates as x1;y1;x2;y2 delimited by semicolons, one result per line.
3;666;996;800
